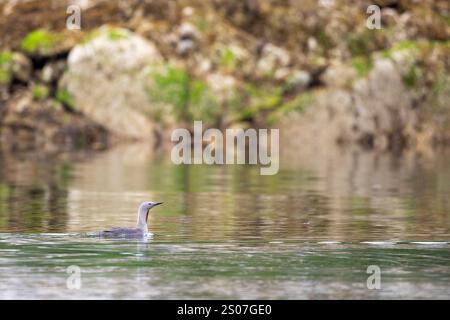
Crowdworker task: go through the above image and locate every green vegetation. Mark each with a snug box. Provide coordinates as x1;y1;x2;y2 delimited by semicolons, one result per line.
347;29;386;57
266;92;314;125
55;88;75;111
403;65;418;89
189;80;219;123
146;64;190;121
429;73;450;128
382;40;427;59
351;56;374;78
0;51;13;84
316;30;333;53
391;40;421;52
220;48;238;71
432;72;450;96
81;27;128;44
21;29;64;55
32;85;49;100
193;17;209;33
228;84;282;122
107;29;129;41
145;64;219;123
247;85;281;109
80;29;101;44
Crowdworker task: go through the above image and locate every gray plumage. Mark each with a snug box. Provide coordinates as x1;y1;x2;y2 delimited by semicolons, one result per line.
95;201;163;239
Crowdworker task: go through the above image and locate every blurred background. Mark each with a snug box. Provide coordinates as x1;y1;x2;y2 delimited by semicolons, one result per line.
1;0;449;151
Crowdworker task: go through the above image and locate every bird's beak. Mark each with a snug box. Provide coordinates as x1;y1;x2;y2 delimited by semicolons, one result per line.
153;202;163;206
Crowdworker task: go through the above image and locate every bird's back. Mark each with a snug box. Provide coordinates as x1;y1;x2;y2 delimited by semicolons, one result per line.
96;227;146;238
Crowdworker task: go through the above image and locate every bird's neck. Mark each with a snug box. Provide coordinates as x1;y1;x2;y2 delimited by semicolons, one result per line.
137;208;149;233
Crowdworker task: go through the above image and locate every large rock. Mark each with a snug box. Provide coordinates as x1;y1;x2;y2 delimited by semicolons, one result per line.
0;90;108;152
61;27;163;140
279;56;417;150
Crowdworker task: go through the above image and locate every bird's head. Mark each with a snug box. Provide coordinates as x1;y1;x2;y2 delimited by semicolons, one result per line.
137;201;163;230
139;201;163;219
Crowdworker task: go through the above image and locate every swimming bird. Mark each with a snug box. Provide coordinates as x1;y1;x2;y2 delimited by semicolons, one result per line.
96;201;163;238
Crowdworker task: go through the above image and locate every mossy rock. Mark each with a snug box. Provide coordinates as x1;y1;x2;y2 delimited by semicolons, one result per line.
347;29;388;57
55;88;75;111
351;56;374;78
21;29;75;57
225;84;282;122
32;84;50;100
189;80;220;123
145;64;220;124
145;64;190;122
266;92;315;125
403;65;418;89
0;51;13;85
219;47;238;71
80;27;129;45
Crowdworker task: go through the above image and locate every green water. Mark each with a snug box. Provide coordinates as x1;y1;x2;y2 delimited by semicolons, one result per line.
0;144;449;299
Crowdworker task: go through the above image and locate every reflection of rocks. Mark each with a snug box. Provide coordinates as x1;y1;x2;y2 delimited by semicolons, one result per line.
68;143;160;192
62;27;163;141
280;140;450;240
0;150;72;232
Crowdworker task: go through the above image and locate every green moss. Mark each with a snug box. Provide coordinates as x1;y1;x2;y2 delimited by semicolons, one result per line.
426;72;450;130
381;49;393;59
352;56;374;78
0;51;13;84
266;92;314;125
316;30;333;52
145;64;219;123
311;55;327;67
432;73;450;96
32;85;49;100
56;88;75;110
189;80;219;122
80;29;101;44
194;17;209;33
227;88;246;119
146;64;190;121
383;40;441;60
347;29;385;57
251;91;282;111
81;28;128;44
220;48;238;71
231;84;282;121
283;92;314;112
107;29;128;41
395;41;419;51
21;29;64;55
403;64;418;89
225;84;287;123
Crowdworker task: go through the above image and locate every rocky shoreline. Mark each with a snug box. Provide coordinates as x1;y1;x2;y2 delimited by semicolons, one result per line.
1;0;449;153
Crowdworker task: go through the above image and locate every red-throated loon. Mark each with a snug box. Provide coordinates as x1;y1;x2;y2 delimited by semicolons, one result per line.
97;201;163;238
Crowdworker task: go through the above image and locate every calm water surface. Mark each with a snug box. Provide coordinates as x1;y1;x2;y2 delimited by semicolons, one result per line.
0;144;449;299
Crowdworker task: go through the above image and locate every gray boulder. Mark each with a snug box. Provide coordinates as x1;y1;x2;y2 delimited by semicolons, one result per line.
61;27;163;140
